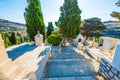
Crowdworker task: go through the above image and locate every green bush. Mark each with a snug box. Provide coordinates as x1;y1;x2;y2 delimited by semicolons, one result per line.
16;37;21;44
4;37;10;48
47;34;61;46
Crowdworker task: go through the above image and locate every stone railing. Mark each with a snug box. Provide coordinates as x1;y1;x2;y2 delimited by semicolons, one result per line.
34;47;51;80
99;58;120;80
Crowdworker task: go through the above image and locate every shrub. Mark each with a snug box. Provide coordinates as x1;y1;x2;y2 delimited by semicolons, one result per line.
4;37;9;48
16;37;21;44
47;34;61;46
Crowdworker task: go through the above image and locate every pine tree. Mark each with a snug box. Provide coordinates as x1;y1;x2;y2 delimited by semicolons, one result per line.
111;0;120;21
55;0;82;46
81;17;106;39
47;22;54;37
24;0;45;41
10;31;16;44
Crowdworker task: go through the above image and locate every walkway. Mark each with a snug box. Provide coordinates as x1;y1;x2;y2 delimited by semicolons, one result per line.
7;43;36;60
42;46;104;80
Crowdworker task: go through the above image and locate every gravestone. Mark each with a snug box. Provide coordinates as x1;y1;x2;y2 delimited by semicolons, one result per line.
34;31;43;46
76;33;84;43
112;41;120;71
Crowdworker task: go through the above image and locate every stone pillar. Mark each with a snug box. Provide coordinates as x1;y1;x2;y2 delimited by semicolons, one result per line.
0;34;9;63
34;31;43;46
112;41;120;70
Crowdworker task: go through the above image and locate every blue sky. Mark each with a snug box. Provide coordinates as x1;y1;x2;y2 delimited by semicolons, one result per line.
0;0;119;26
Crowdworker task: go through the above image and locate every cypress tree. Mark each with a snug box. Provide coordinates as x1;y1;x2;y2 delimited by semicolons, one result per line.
55;0;82;46
47;22;54;37
24;0;45;41
10;31;16;44
20;36;24;43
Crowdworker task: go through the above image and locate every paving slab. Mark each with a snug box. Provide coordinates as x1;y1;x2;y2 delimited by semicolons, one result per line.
43;46;100;79
44;60;97;78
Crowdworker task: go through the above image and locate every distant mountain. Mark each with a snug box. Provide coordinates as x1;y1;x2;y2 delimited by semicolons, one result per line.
0;19;26;31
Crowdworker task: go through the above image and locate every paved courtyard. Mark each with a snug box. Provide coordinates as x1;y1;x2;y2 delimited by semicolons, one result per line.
43;46;103;80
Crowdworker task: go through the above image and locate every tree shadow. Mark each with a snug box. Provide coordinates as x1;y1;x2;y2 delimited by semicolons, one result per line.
7;44;36;61
44;46;99;78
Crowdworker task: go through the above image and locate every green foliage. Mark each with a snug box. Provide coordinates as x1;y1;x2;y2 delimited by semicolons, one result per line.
56;0;82;39
24;36;29;42
9;31;16;44
4;37;9;48
81;17;106;38
111;11;120;20
0;30;11;48
116;0;120;6
20;36;24;43
0;30;5;39
16;37;21;44
24;0;45;41
51;29;61;36
0;30;27;48
47;22;54;37
47;34;61;46
111;1;120;20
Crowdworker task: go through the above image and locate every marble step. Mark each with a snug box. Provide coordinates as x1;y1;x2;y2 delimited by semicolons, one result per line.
9;66;29;80
0;65;30;80
42;76;104;80
4;64;19;78
0;64;19;80
0;59;13;73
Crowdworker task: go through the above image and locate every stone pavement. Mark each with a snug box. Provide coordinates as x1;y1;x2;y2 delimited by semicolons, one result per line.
42;46;104;80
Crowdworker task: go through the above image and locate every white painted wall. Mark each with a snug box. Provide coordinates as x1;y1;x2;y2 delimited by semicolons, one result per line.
100;37;120;50
102;38;113;49
112;42;120;71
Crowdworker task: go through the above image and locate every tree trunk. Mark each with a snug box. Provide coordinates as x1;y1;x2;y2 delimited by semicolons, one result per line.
63;37;66;46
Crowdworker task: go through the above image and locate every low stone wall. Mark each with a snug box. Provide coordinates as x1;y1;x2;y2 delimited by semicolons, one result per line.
35;47;51;80
99;58;120;80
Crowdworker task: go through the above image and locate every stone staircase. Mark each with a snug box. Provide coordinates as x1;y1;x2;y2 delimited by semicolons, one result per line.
42;46;104;80
0;59;29;80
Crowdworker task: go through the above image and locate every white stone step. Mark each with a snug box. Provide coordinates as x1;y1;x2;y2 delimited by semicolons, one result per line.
0;60;30;80
9;66;29;80
42;76;104;80
4;64;19;78
0;59;13;73
0;64;19;80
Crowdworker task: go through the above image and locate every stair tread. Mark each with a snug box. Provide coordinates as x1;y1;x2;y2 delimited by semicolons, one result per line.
5;64;19;77
42;76;104;80
0;59;13;73
10;66;29;80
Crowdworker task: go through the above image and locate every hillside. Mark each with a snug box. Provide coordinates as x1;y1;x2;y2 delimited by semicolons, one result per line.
0;19;26;31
